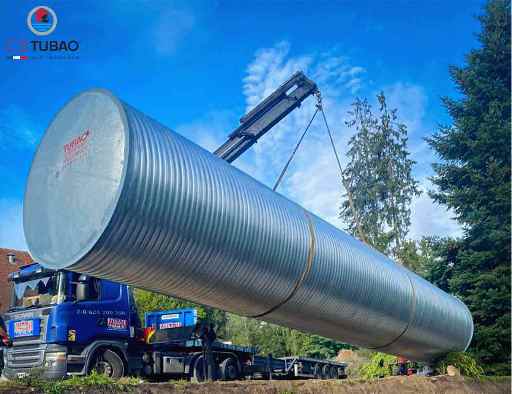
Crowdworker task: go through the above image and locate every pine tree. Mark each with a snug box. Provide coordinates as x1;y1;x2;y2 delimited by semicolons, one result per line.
342;93;420;256
427;0;511;374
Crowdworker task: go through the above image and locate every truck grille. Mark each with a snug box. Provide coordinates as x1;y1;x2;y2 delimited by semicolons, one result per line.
6;344;46;369
10;315;48;347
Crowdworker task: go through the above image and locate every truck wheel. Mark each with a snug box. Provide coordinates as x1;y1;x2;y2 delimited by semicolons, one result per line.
321;364;330;379
313;363;321;379
192;356;207;382
220;357;239;381
89;349;125;378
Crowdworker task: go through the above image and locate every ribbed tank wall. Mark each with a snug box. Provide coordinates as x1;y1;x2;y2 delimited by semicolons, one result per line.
24;90;473;361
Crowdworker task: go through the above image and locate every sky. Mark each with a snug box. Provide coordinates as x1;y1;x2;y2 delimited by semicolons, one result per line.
0;0;485;251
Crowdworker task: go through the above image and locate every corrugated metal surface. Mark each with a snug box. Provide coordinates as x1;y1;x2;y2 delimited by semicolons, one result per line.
24;89;473;361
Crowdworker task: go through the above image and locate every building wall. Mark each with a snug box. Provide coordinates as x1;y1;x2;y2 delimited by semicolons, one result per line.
0;249;33;313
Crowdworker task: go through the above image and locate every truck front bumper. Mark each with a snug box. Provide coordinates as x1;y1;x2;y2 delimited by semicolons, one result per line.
2;344;68;380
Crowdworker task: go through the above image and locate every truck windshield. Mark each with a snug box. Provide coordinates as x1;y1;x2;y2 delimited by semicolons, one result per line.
10;272;65;310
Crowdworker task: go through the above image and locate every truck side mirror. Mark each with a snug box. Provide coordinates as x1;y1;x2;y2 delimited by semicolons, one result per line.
76;281;89;302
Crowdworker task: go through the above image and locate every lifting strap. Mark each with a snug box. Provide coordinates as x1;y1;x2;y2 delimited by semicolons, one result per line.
272;106;319;191
272;91;346;192
318;97;345;183
319;96;368;244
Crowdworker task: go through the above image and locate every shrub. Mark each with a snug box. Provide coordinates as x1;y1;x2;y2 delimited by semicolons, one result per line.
15;370;140;394
435;352;484;378
358;352;397;379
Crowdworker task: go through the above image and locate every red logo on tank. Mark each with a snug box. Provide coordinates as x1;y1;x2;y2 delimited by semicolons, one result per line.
64;129;91;165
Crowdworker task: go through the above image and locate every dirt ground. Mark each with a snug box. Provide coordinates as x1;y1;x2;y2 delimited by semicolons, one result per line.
1;375;510;394
138;376;510;394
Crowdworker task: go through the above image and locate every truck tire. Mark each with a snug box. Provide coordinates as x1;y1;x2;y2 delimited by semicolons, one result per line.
338;367;347;379
313;363;321;379
89;349;125;378
220;357;239;381
192;356;207;382
321;364;330;379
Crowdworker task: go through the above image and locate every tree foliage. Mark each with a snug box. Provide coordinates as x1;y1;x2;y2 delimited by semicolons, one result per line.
225;314;348;359
435;352;484;378
426;0;511;374
358;352;397;379
342;93;420;256
395;236;461;290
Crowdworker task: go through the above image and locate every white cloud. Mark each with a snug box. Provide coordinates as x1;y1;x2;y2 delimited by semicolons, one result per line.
174;110;265;180
243;42;313;112
175;110;233;152
174;41;462;240
240;42;462;239
381;82;427;136
240;42;364;229
152;8;195;56
0;106;40;151
285;141;345;226
409;180;463;240
0;199;27;250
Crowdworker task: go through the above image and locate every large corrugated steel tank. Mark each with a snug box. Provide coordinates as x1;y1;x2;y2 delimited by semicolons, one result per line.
24;89;473;361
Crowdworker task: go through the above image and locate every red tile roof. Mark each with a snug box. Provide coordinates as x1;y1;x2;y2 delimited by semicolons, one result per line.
0;249;33;313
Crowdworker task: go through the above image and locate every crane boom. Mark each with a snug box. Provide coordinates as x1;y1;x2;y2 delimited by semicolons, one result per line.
213;71;318;163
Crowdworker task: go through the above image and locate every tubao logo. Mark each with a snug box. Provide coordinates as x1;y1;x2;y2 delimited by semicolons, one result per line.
64;129;90;154
64;129;91;165
6;5;80;61
27;6;58;36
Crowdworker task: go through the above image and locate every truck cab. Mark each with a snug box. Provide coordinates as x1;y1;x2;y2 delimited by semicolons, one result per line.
2;263;141;379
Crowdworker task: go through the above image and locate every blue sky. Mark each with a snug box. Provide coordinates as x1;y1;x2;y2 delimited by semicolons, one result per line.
1;1;485;250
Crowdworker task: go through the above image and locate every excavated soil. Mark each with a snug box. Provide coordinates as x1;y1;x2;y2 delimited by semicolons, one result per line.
1;375;510;393
138;376;510;394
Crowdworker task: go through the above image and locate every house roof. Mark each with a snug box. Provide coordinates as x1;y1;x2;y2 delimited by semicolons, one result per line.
0;248;33;313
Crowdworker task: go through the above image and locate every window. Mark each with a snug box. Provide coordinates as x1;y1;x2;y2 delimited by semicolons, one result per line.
89;278;100;300
10;272;66;309
70;274;101;301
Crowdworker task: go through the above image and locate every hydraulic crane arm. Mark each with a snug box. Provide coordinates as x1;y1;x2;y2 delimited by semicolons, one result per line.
214;71;318;163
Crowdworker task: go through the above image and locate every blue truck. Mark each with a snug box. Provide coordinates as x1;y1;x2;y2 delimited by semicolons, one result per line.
1;263;347;381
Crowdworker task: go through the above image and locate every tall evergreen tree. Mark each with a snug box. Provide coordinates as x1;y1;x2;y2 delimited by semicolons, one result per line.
427;0;511;374
342;93;420;256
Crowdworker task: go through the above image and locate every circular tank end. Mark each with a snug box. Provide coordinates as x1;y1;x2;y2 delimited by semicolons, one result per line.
23;89;128;269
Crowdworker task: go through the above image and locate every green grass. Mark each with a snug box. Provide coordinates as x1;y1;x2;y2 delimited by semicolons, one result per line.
471;375;511;383
168;378;189;391
10;371;140;394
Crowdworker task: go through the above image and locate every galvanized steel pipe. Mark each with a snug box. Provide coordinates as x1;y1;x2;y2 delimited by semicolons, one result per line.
24;89;473;361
